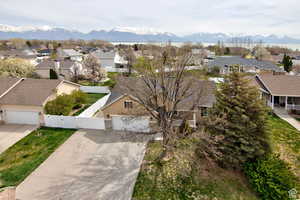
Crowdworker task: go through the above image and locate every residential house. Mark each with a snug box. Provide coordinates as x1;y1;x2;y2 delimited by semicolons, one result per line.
292;55;300;66
253;74;300;112
0;49;38;65
37;49;52;57
0;77;80;125
35;59;86;80
57;48;83;62
97;77;216;128
91;49;128;72
206;56;284;74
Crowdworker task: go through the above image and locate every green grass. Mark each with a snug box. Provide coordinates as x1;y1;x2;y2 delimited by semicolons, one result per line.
133;139;258;200
78;80;102;86
133;114;300;199
267;113;300;178
78;72;119;88
0;127;76;188
72;93;106;116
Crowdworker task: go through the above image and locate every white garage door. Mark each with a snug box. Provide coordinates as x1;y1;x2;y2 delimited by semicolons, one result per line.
4;110;40;125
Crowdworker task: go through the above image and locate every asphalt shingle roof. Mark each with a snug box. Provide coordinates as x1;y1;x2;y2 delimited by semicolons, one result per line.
207;56;283;72
0;78;62;106
257;74;300;96
0;77;20;96
105;77;216;110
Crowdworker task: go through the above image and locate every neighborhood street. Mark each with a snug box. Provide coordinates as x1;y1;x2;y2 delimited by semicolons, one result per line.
16;129;150;200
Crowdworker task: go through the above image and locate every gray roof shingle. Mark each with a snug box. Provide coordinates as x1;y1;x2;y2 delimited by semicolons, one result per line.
0;78;62;106
207;56;283;72
0;77;20;96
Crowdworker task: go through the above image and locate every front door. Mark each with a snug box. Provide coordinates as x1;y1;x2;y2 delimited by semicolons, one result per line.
274;96;280;105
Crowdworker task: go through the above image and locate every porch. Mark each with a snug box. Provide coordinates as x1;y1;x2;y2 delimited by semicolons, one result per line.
266;95;300;111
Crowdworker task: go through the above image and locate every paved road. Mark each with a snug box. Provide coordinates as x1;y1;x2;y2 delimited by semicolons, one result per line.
0;124;36;154
16;129;150;200
274;108;300;131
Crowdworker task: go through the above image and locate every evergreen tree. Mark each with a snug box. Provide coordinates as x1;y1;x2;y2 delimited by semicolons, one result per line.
206;72;270;169
282;54;293;72
49;69;58;79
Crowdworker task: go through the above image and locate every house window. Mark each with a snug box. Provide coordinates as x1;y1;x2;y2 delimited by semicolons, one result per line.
124;100;133;109
201;107;208;117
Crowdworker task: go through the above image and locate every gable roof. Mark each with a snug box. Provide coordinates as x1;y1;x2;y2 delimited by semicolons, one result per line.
207;56;283;72
0;77;21;97
92;50;115;59
0;78;62;106
59;60;76;70
36;60;55;69
256;74;300;96
36;59;75;70
103;77;216;110
61;49;82;57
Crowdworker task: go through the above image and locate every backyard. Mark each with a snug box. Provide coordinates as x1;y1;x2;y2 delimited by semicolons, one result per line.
72;93;106;116
0;127;76;188
78;72;118;88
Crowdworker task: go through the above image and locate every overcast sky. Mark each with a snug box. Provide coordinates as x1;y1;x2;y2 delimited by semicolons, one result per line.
1;0;300;37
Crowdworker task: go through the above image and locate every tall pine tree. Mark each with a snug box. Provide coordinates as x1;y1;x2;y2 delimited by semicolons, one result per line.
282;54;293;72
206;72;270;169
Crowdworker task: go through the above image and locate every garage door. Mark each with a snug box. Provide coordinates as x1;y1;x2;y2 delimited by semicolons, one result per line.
4;110;40;125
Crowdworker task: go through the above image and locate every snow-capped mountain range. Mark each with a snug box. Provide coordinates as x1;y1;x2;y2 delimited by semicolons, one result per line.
0;24;300;44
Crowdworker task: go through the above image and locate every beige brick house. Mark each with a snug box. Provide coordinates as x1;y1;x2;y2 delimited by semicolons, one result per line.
98;77;216;128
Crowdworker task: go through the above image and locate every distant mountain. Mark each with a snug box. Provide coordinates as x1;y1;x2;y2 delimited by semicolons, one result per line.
1;24;300;44
183;33;300;44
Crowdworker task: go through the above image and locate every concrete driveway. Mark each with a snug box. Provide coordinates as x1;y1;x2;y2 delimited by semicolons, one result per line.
16;129;150;200
0;124;36;154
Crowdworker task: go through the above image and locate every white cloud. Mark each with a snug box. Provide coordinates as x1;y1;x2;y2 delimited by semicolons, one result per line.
0;0;300;37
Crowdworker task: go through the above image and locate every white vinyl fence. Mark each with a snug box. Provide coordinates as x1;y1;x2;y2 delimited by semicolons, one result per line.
111;115;150;133
78;93;110;117
105;67;129;73
80;86;110;94
44;115;105;130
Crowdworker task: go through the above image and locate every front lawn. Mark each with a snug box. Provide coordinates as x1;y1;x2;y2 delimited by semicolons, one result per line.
267;114;300;178
72;93;106;116
133;114;300;200
133;139;258;200
0;127;76;188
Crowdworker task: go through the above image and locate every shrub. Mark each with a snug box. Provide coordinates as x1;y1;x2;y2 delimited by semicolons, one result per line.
44;94;75;115
244;154;299;200
71;90;87;109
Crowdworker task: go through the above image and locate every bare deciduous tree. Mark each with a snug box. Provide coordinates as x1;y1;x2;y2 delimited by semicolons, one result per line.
118;46;206;159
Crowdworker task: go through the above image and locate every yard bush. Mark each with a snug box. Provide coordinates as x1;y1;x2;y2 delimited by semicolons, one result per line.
44;94;75;115
244;154;299;200
44;90;89;115
71;90;87;109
